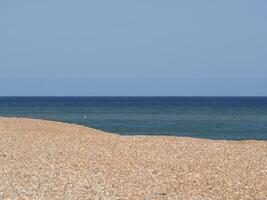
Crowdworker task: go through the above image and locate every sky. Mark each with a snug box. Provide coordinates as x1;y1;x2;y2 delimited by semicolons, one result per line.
0;0;266;96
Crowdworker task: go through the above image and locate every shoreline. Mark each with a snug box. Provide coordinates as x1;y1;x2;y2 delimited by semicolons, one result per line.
0;116;265;143
0;117;266;199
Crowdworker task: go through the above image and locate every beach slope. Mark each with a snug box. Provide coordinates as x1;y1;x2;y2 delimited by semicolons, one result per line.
0;117;266;199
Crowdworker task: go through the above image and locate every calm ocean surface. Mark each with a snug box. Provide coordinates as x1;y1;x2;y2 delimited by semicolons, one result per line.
0;97;267;140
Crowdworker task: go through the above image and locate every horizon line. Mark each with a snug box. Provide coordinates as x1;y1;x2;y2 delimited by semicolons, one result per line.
0;96;267;98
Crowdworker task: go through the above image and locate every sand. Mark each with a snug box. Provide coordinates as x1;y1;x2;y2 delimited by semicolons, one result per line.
0;117;266;200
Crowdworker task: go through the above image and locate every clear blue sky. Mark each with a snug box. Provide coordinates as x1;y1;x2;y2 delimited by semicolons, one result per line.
1;0;266;96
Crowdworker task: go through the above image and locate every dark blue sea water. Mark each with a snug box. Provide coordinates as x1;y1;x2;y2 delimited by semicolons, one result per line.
0;97;267;140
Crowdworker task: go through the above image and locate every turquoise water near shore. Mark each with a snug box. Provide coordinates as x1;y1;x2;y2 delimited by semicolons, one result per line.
0;97;267;140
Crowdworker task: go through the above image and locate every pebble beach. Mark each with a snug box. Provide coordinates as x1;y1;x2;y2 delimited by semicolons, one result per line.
0;117;266;199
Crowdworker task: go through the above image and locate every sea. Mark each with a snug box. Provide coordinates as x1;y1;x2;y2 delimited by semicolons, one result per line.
0;97;267;140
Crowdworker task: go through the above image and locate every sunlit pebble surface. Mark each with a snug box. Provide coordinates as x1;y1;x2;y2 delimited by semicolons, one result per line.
0;117;266;200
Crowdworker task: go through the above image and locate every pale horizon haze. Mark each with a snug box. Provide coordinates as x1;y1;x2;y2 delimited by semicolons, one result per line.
1;1;267;96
